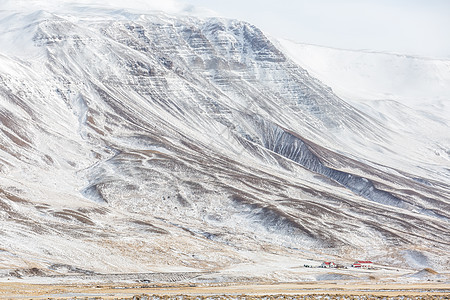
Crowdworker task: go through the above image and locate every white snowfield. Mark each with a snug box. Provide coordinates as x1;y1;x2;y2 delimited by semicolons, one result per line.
278;40;450;149
277;40;450;114
278;39;450;172
0;5;449;284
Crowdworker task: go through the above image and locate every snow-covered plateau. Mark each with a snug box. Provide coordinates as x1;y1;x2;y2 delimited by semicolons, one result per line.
0;6;449;283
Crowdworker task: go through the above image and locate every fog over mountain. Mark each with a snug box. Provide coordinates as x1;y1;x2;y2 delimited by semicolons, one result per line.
0;5;449;281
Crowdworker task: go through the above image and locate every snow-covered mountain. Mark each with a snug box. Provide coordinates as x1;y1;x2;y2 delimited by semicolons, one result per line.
0;6;449;281
278;40;450;166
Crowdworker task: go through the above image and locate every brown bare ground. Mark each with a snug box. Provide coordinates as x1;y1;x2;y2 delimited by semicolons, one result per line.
0;281;448;299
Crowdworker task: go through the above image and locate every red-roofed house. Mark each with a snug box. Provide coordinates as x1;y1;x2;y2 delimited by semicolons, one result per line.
321;261;336;268
352;261;373;269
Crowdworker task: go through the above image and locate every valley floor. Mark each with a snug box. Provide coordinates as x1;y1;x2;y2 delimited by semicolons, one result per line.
0;281;449;299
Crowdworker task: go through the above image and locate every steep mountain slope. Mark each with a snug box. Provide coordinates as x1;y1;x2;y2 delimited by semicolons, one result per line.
0;8;449;279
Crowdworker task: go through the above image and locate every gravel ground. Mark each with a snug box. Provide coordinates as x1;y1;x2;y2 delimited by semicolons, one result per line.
0;281;449;299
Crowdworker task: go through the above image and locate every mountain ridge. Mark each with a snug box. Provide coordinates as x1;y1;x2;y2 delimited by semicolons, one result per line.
0;8;448;281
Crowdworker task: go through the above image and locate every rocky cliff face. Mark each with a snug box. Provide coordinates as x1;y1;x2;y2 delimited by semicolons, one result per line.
0;9;448;277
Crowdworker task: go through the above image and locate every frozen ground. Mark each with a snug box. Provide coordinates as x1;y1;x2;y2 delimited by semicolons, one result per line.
1;279;449;299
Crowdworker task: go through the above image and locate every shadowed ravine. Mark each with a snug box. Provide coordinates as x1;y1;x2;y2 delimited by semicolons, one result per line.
247;118;447;220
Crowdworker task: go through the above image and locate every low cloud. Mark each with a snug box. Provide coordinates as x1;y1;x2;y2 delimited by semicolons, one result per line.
1;0;187;14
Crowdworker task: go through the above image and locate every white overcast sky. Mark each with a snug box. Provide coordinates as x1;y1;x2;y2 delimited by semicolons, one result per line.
2;0;450;59
180;0;450;59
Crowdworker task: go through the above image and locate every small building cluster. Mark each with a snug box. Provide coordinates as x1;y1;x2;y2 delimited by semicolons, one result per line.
319;261;346;269
314;260;374;270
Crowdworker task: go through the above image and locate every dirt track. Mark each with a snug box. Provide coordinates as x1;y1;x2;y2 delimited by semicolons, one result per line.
0;281;449;299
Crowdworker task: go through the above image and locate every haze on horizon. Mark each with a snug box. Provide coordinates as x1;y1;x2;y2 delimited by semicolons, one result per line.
1;0;449;58
182;0;450;59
